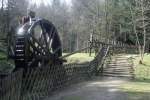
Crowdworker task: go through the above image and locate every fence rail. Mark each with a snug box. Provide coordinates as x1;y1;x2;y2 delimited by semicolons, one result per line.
0;69;23;100
0;42;138;100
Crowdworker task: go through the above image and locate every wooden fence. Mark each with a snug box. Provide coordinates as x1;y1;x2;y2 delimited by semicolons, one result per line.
0;70;23;100
0;44;138;100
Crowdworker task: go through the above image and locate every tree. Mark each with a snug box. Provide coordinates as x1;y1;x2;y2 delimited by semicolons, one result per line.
132;0;149;63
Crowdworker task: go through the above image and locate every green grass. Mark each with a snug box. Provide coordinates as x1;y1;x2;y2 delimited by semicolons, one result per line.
0;52;95;73
120;80;150;92
133;54;150;79
119;80;150;100
63;53;95;64
119;54;150;100
0;52;14;74
0;60;14;73
0;52;7;59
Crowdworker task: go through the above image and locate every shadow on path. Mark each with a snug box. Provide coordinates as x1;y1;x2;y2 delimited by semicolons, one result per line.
45;77;149;100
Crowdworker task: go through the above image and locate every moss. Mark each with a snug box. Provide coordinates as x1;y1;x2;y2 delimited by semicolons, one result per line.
0;60;14;73
133;54;150;80
63;53;95;64
0;52;14;73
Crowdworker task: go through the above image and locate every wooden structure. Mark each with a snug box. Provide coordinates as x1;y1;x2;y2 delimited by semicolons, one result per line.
0;42;138;100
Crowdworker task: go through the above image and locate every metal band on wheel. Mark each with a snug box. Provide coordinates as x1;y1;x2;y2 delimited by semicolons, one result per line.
14;18;62;69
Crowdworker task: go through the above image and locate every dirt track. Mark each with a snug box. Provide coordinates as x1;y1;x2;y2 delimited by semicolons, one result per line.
45;77;131;100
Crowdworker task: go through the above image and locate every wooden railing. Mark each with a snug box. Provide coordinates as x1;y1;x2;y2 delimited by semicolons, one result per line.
0;42;138;100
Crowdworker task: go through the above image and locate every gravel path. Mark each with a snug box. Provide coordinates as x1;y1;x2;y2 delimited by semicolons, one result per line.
45;77;131;100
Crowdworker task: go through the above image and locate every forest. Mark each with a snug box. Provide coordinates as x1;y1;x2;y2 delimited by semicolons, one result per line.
1;0;150;100
0;0;150;61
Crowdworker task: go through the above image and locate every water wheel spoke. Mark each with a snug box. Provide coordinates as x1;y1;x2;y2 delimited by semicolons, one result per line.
29;40;45;55
53;46;62;54
29;34;48;54
14;19;62;68
47;26;56;52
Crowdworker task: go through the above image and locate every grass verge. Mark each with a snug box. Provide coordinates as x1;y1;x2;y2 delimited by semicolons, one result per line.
63;53;95;64
119;54;150;100
133;54;150;79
